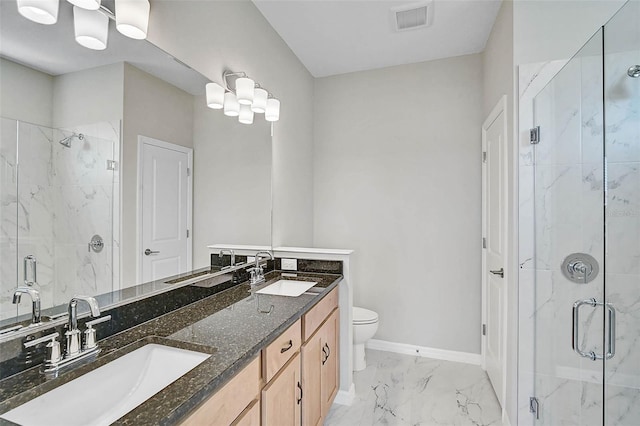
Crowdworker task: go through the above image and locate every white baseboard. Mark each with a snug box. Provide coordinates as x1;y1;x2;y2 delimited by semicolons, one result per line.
366;339;482;366
333;383;356;406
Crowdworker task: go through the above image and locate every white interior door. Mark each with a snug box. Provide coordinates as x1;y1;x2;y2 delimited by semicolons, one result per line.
482;97;507;408
139;136;192;283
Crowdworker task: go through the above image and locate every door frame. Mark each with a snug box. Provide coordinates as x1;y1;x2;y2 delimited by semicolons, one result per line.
136;135;193;284
481;95;508;409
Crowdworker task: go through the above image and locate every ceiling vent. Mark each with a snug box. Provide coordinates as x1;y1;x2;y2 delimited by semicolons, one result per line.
391;1;434;32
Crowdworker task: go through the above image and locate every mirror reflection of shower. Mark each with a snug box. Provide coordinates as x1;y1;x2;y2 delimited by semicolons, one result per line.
628;65;640;78
58;133;84;148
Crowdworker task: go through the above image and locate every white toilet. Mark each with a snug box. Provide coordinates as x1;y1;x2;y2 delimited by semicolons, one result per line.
352;306;379;371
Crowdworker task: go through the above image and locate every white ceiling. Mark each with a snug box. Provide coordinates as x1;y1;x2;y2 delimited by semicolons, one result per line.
253;0;503;77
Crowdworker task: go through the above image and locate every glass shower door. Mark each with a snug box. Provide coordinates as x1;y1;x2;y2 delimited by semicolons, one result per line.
603;1;640;424
531;30;606;424
13;120;117;319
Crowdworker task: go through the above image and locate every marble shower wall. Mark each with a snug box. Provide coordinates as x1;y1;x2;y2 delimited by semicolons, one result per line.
0;119;120;321
603;21;640;424
518;22;640;426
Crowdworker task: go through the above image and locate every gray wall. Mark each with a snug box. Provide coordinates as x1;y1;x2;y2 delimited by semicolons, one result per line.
191;95;272;267
52;63;123;129
121;63;194;286
514;0;624;65
0;58;53;127
313;54;484;354
482;0;516;421
146;0;315;249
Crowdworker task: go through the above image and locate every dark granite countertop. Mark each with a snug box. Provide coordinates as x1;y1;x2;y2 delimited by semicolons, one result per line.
0;271;342;425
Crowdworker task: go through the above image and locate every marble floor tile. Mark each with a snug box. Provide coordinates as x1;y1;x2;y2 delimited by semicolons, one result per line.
326;350;502;426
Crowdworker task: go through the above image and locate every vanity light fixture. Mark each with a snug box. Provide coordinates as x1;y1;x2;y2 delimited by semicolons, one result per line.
206;71;280;124
73;6;109;50
223;92;240;117
68;0;100;11
16;0;150;49
238;105;254;125
17;0;59;25
206;83;225;109
265;98;280;122
235;77;255;105
251;88;268;114
114;0;150;40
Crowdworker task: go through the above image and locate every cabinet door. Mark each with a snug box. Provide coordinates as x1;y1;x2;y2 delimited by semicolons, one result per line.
232;399;260;426
320;309;339;416
262;352;301;426
301;333;323;426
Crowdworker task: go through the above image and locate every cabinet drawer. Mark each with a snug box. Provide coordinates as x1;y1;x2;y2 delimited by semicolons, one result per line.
263;319;301;383
303;287;338;341
181;356;261;426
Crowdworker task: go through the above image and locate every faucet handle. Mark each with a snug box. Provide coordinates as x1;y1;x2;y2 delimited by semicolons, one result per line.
25;332;62;365
84;315;111;350
24;332;59;348
85;315;111;328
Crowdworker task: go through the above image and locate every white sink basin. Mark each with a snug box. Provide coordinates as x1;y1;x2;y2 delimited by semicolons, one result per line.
1;343;210;426
256;280;317;297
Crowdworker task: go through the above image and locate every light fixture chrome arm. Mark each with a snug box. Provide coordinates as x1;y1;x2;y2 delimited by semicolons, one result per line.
98;5;116;20
223;70;248;92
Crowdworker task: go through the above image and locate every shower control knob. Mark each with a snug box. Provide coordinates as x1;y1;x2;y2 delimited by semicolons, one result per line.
144;249;160;256
88;235;104;253
562;253;599;284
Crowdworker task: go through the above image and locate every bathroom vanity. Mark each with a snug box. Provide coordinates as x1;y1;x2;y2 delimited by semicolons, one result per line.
181;286;339;426
0;269;342;425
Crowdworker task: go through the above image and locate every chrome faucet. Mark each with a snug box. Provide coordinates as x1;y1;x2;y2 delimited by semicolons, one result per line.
219;249;235;269
13;287;41;325
66;296;100;358
23;296;110;375
249;251;273;285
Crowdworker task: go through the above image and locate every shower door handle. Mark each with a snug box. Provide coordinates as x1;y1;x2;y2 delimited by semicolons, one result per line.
572;298;616;360
606;303;616;360
573;298;599;360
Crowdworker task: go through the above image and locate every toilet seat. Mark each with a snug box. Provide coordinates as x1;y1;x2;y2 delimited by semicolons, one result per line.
353;307;378;325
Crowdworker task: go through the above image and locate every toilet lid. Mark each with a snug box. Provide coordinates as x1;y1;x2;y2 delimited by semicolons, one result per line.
353;307;378;324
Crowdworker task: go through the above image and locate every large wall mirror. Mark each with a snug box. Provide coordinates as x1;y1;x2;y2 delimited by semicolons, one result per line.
0;0;272;326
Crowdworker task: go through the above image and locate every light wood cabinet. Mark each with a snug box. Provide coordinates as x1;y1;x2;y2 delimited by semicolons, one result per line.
320;309;339;415
301;308;339;426
303;288;338;340
263;319;301;383
301;333;323;426
262;353;302;426
181;286;339;426
181;356;261;426
232;399;260;426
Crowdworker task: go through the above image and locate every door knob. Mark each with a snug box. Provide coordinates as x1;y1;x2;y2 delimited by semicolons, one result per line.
144;249;160;256
490;268;504;278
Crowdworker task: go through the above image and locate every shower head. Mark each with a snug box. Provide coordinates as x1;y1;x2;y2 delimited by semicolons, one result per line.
58;133;84;148
628;65;640;78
